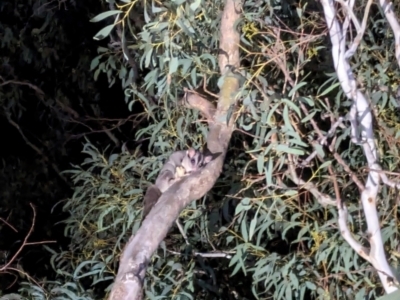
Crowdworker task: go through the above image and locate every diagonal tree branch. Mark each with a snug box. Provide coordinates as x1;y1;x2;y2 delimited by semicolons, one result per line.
107;0;243;299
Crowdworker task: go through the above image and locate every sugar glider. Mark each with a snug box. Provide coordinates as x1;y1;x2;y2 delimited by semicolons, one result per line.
141;148;216;221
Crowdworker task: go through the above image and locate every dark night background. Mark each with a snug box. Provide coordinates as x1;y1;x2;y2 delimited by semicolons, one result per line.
0;0;143;294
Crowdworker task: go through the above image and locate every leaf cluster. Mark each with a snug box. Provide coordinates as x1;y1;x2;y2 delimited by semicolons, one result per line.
5;0;400;299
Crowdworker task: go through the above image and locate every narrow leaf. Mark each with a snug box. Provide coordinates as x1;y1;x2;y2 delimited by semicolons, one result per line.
90;10;122;23
93;24;116;40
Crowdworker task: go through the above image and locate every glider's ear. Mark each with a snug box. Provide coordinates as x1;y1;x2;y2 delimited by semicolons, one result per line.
202;146;222;164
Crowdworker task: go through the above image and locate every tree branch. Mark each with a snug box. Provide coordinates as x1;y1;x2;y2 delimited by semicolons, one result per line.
107;0;243;299
321;0;398;293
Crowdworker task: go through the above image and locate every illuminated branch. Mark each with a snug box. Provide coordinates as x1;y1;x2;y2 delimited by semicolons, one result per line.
321;0;398;293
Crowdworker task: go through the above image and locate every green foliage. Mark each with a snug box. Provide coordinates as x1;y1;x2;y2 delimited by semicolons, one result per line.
0;0;132;297
85;0;400;298
17;280;95;300
90;0;222;96
3;0;400;299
